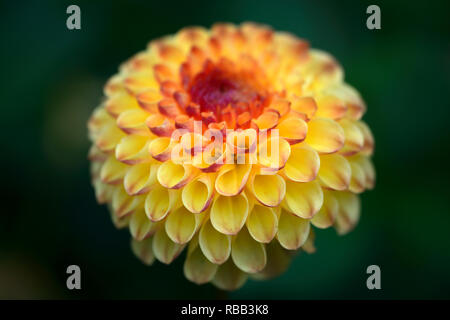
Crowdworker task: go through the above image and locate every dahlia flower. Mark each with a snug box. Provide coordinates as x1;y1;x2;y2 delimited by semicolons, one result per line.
88;23;375;290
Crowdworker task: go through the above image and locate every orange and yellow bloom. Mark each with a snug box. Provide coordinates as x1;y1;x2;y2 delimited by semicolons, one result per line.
88;23;375;290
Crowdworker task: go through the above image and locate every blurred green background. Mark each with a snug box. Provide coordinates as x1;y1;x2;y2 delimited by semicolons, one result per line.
1;0;449;299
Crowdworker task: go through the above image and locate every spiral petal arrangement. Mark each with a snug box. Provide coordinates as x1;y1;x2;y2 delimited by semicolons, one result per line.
88;23;375;290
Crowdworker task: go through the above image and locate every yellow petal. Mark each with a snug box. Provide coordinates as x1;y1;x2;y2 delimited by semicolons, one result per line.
124;73;159;95
251;241;292;280
116;108;150;135
144;185;180;221
318;154;351;190
148;137;172;162
249;173;285;207
165;206;203;244
112;187;141;218
305;118;345;153
284;180;323;218
258;137;291;171
100;156;128;184
95;123;126;153
129;208;160;241
315;95;347;120
124;163;158;196
157;161;196;189
246;205;278;243
277;210;310;250
302;227;316;253
199;219;231;264
348;159;365;194
231;226;267;273
115;134;150;165
267;96;290;117
277;117;308;144
210;193;249;235
105;92;140;118
131;237;155;265
356;121;375;156
283;143;320;182
184;244;218;284
136;89;162;112
338;119;364;156
152;226;185;264
290;96;317;119
212;259;248;291
215;164;251;196
145;113;174;137
311;190;338;228
252;110;279;130
182;174;215;213
334;191;360;235
355;155;376;189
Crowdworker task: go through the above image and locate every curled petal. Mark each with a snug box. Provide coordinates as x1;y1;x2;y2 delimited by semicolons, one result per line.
157;162;197;189
129;208;160;241
246;205;278;243
95;124;126;152
100;156;128;184
338;118;364;156
124;74;159;95
277;210;310;250
131;237;155;265
210;193;249;235
115;135;150;165
148;137;173;162
144;185;180;221
258;137;291;171
355;155;376;189
231;226;267;273
277;117;307;145
252;110;279;130
334;191;360;235
199;219;231;264
124;163;158;196
105;92;140;118
284;180;323;219
112;187;141;218
305;118;345;154
116;108;150;135
251;241;292;280
315;95;347;120
283;143;320;182
249;173;285;207
302;227;316;253
356;121;375;156
348;159;365;194
212;259;248;291
182;174;215;213
136;89;162;112
267;96;290;117
290;96;317;119
165;206;204;244
145;114;174;137
318;154;351;191
311;190;338;228
158;98;181;118
184;242;218;284
215;164;252;196
154;63;177;83
152;227;185;264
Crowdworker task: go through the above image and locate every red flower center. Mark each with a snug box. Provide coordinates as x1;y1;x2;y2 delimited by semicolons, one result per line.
188;58;269;127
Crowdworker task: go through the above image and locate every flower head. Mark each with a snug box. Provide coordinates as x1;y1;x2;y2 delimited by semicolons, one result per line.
88;23;375;290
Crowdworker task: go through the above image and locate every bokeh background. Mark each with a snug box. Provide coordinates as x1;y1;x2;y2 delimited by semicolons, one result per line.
1;0;449;299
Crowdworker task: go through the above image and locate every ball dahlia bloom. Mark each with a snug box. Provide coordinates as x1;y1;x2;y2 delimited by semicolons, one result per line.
88;23;375;290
